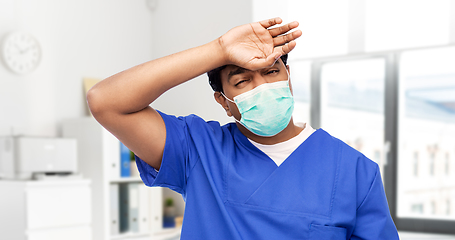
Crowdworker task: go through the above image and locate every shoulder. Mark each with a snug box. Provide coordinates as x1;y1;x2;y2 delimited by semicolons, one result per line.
316;129;380;194
318;129;381;206
318;129;378;169
157;110;215;129
157;110;237;139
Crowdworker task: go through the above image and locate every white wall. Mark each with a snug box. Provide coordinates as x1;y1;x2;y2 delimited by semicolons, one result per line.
0;0;153;137
1;0;252;213
148;0;253;216
0;0;252;137
149;0;252;124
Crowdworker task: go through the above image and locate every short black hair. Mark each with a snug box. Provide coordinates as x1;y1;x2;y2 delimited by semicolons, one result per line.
207;54;288;93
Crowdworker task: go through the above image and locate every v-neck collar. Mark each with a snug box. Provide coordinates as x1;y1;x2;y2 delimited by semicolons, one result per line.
227;127;336;214
232;123;320;167
232;124;276;165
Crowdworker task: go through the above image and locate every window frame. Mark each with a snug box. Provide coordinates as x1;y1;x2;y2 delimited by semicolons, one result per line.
306;46;455;234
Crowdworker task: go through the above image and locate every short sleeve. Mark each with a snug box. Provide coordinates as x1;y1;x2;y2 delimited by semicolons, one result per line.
351;165;399;239
135;111;192;195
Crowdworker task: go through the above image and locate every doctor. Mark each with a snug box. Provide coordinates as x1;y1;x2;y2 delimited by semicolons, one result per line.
87;17;399;239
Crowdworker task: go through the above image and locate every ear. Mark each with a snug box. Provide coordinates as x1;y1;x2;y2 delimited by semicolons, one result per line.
214;92;233;117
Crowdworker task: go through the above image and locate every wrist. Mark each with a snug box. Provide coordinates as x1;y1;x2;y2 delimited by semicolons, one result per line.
215;36;230;66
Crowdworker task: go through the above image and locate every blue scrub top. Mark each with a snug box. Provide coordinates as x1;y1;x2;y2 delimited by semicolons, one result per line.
135;111;399;240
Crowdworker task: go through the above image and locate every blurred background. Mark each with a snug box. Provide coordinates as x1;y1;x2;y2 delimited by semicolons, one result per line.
0;0;455;239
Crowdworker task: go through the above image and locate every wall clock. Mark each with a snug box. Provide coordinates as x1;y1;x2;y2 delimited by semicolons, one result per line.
2;31;42;75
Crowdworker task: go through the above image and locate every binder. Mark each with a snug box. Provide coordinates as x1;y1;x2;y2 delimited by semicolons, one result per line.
109;184;120;235
119;183;140;233
120;142;131;177
138;183;150;234
119;183;129;232
128;183;139;232
149;187;163;232
103;129;120;180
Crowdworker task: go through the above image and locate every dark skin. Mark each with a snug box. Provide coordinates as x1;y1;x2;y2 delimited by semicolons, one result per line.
214;59;303;145
87;17;302;170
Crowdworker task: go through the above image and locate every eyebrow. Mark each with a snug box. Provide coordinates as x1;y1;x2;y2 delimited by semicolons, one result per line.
226;61;283;83
227;67;248;83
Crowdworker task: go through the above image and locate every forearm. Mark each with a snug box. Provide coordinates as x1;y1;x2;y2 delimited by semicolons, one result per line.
87;39;226;116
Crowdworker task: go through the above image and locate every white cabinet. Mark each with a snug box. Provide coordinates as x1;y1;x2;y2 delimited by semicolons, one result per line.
0;180;92;240
62;117;180;240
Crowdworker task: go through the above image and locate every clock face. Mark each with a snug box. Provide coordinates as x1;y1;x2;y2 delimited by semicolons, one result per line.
2;32;41;74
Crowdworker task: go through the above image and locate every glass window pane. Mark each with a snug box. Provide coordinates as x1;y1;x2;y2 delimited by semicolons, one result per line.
288;0;349;58
398;46;455;220
253;0;349;59
289;60;311;124
320;58;386;174
365;0;451;52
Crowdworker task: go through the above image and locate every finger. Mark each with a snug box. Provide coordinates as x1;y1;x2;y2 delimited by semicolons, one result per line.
249;52;283;70
258;17;283;29
273;29;302;46
268;21;299;37
274;41;297;56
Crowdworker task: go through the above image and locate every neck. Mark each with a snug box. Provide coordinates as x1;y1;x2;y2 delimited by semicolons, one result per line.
236;118;304;145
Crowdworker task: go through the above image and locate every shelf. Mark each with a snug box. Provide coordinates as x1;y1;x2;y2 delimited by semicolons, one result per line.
153;227;182;239
110;177;142;183
62;118;164;240
109;228;181;240
110;232;149;240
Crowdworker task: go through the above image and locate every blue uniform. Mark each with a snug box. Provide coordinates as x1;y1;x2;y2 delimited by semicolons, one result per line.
136;111;399;239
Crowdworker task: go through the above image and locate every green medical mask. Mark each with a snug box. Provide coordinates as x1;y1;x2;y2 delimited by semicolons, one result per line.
222;67;294;137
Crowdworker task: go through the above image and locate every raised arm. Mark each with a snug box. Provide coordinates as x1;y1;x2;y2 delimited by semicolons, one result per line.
86;17;301;170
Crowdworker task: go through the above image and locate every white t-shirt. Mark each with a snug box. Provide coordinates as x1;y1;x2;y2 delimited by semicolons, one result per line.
248;123;316;166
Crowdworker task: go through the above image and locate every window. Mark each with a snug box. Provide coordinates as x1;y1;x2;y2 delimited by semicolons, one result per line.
252;0;350;59
253;0;455;234
447;199;452;215
431;201;437;215
365;0;451;51
286;0;349;58
319;58;386;173
254;0;452;59
429;151;436;177
413;152;419;177
288;60;311;124
374;150;381;164
411;203;424;214
311;47;455;233
398;46;455;221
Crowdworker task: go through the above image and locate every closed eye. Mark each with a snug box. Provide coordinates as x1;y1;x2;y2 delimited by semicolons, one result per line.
266;69;279;75
235;79;248;86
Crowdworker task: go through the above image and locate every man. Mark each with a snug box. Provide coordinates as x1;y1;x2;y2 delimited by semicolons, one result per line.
87;17;399;239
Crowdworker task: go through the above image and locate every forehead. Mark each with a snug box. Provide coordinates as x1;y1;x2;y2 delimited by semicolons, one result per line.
220;59;284;82
221;65;247;77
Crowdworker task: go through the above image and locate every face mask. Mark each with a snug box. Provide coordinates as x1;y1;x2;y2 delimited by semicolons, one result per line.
221;65;294;137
